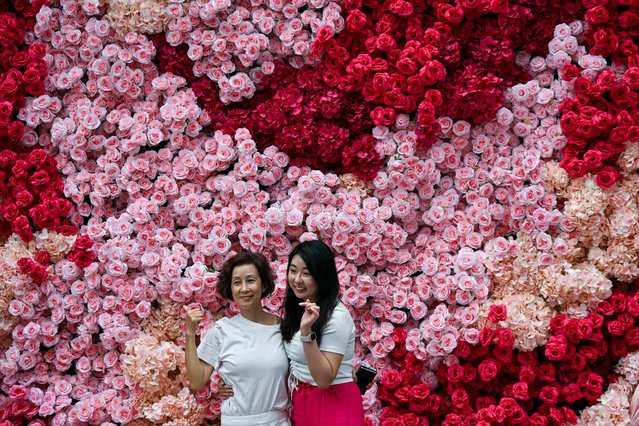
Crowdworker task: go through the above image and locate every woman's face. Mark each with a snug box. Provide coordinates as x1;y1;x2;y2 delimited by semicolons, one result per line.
287;255;318;303
231;263;264;310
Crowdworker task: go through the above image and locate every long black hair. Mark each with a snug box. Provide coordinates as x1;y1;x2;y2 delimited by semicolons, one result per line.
281;240;340;345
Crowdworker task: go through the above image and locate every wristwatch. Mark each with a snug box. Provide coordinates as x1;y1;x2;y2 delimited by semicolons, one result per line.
300;332;317;343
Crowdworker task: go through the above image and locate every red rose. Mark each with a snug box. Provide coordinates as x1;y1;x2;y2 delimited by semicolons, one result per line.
371;106;397;126
559;157;587;179
492;345;513;363
34;250;50;264
462;364;476;383
529;413;548;426
446;364;464;384
583;150;603;171
13;215;33;241
478;358;499;381
584;372;604;393
623;67;639;90
399;413;424;426
569;352;587;371
74;235;94;250
30;263;48;284
316;26;334;44
487;304;507;323
499;397;518;417
8;385;27;401
409;384;430;401
518;365;535;383
3;203;18;222
29;169;50;186
595;166;622;188
28;43;47;59
389;0;414;16
544;335;568;361
607;320;626;336
376;34;396;52
14;190;34;208
479;327;494;347
511;382;529;401
562;64;580;81
610;338;628;357
424;394;447;416
495;327;514;348
624;327;639;346
346;10;368;32
442;413;462;426
561;383;582;403
537;363;555;381
395;385;411;404
68;249;95;268
538;386;560;404
489;406;506;423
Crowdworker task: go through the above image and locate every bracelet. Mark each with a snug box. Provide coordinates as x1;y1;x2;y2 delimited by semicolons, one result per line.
300;332;316;343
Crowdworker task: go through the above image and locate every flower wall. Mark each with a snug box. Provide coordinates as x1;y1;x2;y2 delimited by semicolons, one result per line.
2;0;639;424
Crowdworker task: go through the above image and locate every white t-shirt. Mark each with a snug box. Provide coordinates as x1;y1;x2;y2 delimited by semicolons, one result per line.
284;302;355;386
197;314;291;426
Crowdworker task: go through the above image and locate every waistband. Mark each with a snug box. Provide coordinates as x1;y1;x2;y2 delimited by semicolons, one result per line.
221;410;290;426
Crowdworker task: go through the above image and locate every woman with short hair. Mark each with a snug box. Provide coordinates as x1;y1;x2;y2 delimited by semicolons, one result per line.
184;251;290;426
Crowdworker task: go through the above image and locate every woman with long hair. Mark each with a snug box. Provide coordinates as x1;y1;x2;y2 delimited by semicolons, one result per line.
281;240;365;426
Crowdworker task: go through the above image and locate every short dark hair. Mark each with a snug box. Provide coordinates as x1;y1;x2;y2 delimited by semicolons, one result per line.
281;240;340;345
216;252;275;301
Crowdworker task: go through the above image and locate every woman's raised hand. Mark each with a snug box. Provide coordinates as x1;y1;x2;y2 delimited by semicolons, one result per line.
299;299;320;335
184;306;203;336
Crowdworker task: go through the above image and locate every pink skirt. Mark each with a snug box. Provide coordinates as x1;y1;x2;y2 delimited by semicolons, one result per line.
291;381;365;426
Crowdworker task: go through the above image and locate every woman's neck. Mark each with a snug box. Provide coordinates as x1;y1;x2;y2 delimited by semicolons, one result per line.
240;307;274;325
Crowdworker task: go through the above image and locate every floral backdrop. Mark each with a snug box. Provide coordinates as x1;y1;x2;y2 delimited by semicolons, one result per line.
2;0;639;424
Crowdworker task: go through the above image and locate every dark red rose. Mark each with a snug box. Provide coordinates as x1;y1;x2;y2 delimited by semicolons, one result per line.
446;364;464;384
537;363;555;381
529;413;548;426
74;235;94;250
479;326;494;347
478;358;499;381
3;203;18;222
595;166;622;188
561;382;582;403
34;250;50;264
562;64;580;81
371;106;397;126
583;150;604;171
376;34;396;52
399;413;424;426
624;67;639;90
380;370;403;389
30;263;48;284
13;215;33;241
7;121;24;141
14;190;34;208
29;170;51;187
518;365;535;383
462;364;476;383
538;386;560;404
17;257;35;274
316;26;334;44
346;10;368;31
395;385;411;404
559;157;587;179
425;394;447;416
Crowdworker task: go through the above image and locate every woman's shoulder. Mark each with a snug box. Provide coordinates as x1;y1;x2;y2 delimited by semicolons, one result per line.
329;302;354;323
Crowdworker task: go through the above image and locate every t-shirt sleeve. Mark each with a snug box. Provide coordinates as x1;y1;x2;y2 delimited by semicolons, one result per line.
197;321;223;368
318;306;354;355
